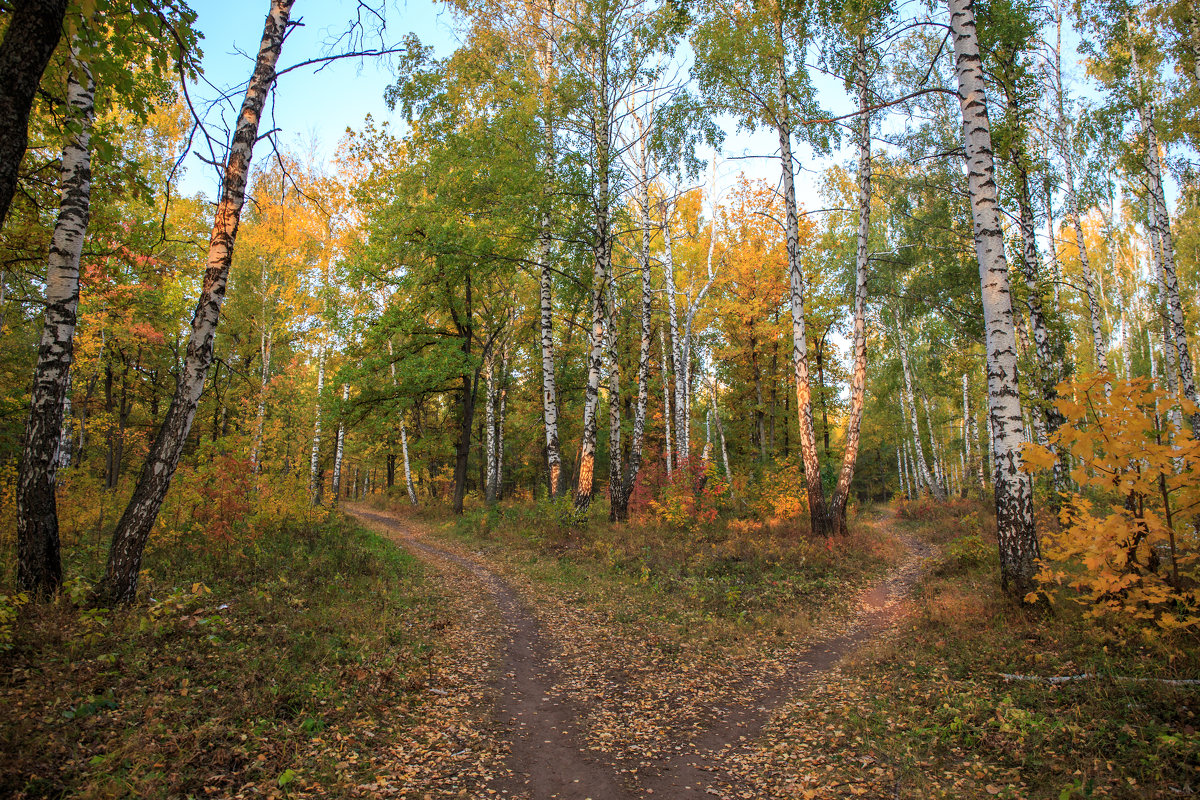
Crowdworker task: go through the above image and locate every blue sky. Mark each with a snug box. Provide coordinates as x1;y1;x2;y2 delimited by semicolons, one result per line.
178;0;849;206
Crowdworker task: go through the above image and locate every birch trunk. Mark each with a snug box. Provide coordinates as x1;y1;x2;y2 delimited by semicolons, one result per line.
897;325;944;499
662;204;688;465
606;284;624;521
830;46;872;534
775;25;828;535
948;0;1039;597
16;53;94;595
1151;223;1185;438
310;348;324;503
1140;101;1200;431
485;350;498;505
660;326;673;474
538;211;563;496
332;383;348;503
1014;165;1065;437
92;1;294;604
922;391;947;494
617;156;654;516
497;343;508;501
575;108;612;511
391;422;411;507
710;377;732;488
897;446;908;499
387;340;418;505
251;328;271;473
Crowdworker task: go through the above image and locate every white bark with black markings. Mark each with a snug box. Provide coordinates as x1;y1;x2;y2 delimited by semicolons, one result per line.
948;0;1039;597
16;53;94;595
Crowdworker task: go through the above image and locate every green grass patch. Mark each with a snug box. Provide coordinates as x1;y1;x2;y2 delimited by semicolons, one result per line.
0;516;447;799
822;497;1200;798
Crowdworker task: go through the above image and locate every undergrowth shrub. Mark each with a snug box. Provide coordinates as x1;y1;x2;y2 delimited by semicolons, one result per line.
1025;374;1200;636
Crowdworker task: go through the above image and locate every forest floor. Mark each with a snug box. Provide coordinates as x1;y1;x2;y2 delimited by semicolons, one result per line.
349;503;929;800
2;497;1197;799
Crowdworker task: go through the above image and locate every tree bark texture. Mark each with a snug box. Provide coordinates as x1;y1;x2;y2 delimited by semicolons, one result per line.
948;0;1039;598
92;1;295;604
16;53;94;596
0;0;69;230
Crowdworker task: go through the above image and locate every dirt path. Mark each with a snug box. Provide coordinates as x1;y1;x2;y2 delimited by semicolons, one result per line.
635;512;931;798
349;507;626;800
351;505;930;800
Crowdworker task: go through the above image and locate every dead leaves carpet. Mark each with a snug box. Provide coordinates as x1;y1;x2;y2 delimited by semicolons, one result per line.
348;507;929;800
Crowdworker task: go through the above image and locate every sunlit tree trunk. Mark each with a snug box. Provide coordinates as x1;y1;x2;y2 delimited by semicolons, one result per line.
92;1;295;604
948;0;1039;597
16;53;94;596
709;377;732;488
775;18;827;535
830;43;872;534
387;340;418;505
497;341;509;501
1150;223;1185;438
922;391;947;495
575;77;612;512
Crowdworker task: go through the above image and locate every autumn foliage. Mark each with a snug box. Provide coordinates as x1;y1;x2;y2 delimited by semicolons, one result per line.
1026;374;1200;633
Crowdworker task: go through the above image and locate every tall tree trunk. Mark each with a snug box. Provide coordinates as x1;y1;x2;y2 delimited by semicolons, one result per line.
332;383;348;503
91;1;294;604
575;94;611;512
948;0;1039;598
0;0;69;230
484;350;498;505
606;284;624;520
663;204;688;465
616;142;655;518
1140;100;1200;431
897;324;943;499
16;53;94;596
251;329;271;473
310;347;324;504
922;391;947;495
496;342;509;501
660;326;673;475
1150;223;1185;437
830;42;872;534
709;377;733;488
538;211;563;497
1013;161;1065;438
775;20;827;535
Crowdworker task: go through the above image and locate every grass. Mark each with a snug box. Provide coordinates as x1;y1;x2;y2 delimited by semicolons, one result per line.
386;491;898;648
738;496;1200;799
0;514;449;799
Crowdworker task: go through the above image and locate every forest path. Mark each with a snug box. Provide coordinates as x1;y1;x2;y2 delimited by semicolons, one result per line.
348;506;627;800
633;509;932;798
349;505;930;800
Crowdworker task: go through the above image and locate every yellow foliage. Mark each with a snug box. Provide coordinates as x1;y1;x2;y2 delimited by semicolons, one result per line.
1026;374;1200;634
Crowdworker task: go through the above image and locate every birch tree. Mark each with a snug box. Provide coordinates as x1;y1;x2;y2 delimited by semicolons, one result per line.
92;0;295;604
948;0;1039;597
16;53;94;595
